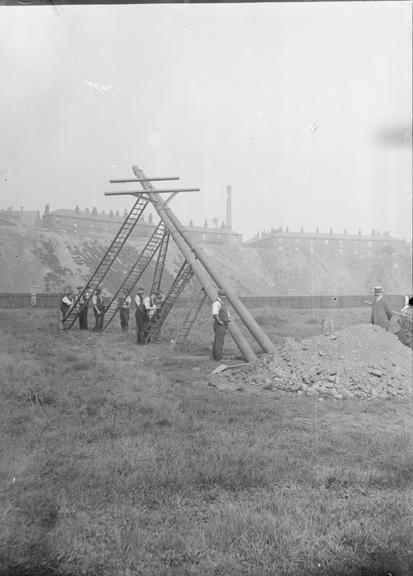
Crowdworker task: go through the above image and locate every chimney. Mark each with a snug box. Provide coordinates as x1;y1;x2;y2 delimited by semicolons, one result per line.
226;185;232;229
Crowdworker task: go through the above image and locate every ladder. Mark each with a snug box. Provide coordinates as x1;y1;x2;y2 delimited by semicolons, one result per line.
151;230;170;294
146;261;194;341
102;221;168;329
63;196;149;329
172;291;208;350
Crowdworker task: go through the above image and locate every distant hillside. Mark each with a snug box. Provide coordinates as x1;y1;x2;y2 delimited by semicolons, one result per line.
0;224;411;296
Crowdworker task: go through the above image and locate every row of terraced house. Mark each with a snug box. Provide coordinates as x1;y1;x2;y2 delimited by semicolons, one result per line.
0;205;410;255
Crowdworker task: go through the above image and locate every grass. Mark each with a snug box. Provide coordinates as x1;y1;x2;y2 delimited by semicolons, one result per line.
0;308;412;576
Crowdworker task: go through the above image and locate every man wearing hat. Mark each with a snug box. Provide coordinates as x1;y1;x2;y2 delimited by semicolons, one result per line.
212;288;231;361
92;287;105;332
77;286;89;331
369;286;393;330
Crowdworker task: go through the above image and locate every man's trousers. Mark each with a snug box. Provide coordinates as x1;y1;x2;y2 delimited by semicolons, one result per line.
213;320;228;361
120;308;130;332
135;311;147;344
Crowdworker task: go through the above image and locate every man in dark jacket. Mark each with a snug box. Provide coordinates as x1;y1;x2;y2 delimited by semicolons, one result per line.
212;289;231;361
369;286;392;329
134;287;147;344
77;286;89;331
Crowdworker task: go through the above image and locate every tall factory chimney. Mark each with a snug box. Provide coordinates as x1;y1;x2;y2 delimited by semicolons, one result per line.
226;185;232;229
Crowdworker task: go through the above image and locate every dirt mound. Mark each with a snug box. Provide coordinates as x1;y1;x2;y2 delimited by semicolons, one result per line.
210;324;412;400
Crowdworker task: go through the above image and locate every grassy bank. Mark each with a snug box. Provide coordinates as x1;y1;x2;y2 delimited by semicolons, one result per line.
0;309;412;576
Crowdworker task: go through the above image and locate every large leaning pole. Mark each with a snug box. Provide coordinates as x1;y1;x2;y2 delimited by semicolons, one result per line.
130;165;276;361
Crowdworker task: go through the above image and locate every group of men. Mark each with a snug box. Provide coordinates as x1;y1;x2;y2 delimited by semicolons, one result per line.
118;287;164;343
60;286;164;343
368;285;413;348
60;286;106;332
60;283;411;361
60;283;231;358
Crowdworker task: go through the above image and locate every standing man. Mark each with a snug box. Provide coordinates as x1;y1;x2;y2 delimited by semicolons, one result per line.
134;287;147;344
118;292;132;333
369;286;393;330
143;291;160;343
92;287;105;332
212;288;231;361
396;296;413;348
77;286;89;331
60;289;73;319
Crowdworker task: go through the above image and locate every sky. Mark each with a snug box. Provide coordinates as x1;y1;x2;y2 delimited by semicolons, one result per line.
0;1;411;241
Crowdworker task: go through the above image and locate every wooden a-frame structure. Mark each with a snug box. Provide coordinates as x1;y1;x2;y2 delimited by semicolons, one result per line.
63;165;275;362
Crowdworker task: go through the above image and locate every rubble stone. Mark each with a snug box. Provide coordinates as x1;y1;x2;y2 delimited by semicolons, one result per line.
210;324;412;401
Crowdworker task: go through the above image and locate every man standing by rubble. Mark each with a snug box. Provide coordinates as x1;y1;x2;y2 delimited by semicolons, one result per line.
212;288;231;361
92;287;105;332
369;286;393;330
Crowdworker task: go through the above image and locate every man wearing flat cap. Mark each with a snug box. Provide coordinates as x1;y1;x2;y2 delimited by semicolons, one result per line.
212;288;231;361
92;287;105;332
369;286;392;330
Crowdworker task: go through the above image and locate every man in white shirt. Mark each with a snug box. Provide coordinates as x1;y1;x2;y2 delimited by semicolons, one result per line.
118;292;132;333
212;289;231;361
60;290;73;319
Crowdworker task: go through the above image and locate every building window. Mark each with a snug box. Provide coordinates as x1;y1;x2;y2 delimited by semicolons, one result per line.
368;241;372;247
202;233;207;241
324;239;329;245
278;246;283;251
339;248;344;254
294;238;299;244
278;238;283;243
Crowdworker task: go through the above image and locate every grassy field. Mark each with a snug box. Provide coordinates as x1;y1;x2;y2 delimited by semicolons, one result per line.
0;307;412;576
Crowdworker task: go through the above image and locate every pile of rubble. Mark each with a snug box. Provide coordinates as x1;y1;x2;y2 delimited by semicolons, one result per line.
210;324;412;400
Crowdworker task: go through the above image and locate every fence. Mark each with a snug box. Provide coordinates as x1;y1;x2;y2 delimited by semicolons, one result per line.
0;293;406;310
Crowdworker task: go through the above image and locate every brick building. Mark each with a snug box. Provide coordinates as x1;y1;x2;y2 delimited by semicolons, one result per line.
184;224;242;246
41;205;243;245
246;228;409;256
42;206;154;237
0;207;42;228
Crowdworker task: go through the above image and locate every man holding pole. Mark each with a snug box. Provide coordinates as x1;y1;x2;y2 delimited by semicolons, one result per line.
212;289;231;361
